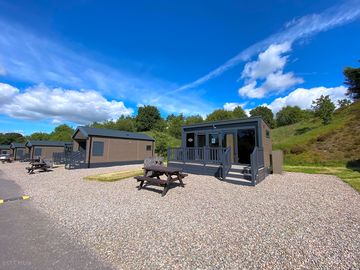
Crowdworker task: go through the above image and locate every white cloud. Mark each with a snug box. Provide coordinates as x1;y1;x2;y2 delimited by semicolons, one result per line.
263;71;303;91
0;83;133;124
263;85;347;113
238;42;303;99
238;82;266;98
0;82;19;105
223;102;247;111
241;42;291;80
174;1;360;92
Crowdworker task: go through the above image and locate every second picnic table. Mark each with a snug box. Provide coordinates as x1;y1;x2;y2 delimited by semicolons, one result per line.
135;165;187;196
26;161;49;174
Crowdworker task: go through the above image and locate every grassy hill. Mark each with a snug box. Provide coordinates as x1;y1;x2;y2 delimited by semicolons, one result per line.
272;100;360;166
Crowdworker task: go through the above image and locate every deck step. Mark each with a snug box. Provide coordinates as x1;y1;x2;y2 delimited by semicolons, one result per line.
226;172;252;180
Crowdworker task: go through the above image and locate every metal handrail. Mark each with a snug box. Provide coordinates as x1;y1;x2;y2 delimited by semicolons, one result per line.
222;147;231;179
250;146;264;185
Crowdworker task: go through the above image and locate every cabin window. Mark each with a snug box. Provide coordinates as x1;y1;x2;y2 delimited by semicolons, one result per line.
209;133;219;147
34;148;42;156
266;130;270;139
186;133;195;147
92;141;104;156
146;145;152;151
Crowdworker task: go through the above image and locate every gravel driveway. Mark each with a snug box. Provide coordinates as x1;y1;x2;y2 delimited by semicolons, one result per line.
1;162;360;269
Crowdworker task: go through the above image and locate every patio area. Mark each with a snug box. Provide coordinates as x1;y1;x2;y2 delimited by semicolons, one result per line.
1;162;360;269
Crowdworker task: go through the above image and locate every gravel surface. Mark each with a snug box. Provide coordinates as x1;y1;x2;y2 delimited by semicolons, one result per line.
1;162;360;269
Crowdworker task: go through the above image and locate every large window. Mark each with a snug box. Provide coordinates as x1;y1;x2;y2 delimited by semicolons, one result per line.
34;148;42;157
92;141;104;156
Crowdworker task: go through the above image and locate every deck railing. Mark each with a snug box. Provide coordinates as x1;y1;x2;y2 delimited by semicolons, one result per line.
64;151;86;169
168;147;229;164
250;147;265;185
168;147;232;179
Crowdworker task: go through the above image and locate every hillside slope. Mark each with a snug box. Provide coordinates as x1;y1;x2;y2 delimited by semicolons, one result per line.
272;100;360;166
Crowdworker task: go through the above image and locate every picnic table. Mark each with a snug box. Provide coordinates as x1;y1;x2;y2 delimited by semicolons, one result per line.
135;165;188;196
26;161;50;174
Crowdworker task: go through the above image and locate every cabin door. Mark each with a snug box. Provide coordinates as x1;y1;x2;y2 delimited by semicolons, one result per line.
236;129;255;164
222;132;236;164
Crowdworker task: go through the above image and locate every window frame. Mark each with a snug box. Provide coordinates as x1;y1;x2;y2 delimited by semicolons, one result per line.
92;141;105;157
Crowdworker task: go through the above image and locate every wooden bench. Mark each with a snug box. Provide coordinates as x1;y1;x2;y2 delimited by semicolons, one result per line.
26;161;50;174
135;176;170;196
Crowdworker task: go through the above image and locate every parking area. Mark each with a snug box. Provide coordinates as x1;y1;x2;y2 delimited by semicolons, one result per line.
1;162;360;269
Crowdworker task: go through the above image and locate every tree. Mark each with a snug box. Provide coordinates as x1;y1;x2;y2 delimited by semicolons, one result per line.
185;115;204;125
167;114;185;139
27;132;51;141
206;109;233;122
344;65;360;100
114;116;136;132
232;106;247;119
50;124;74;141
0;133;26;144
276;106;304;127
249;106;275;128
312;95;336;125
337;99;352;109
135;105;162;131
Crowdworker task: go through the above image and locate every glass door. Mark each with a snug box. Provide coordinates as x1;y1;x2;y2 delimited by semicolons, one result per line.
237;129;255;164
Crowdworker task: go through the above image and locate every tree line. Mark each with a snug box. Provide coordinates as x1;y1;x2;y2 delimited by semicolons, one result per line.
0;124;74;145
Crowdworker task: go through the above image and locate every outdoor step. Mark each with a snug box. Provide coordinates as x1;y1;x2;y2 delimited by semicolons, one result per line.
229;167;251;174
226;172;252;180
224;176;253;184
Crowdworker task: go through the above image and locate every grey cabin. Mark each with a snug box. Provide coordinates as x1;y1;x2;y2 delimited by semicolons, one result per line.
168;117;272;185
0;144;11;155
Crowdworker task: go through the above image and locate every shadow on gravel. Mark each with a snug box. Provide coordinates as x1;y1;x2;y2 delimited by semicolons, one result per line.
221;179;254;186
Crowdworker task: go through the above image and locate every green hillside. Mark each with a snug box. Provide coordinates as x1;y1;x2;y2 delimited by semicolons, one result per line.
272;100;360;166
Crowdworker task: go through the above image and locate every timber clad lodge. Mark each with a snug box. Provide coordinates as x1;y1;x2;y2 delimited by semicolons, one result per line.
2;117;280;184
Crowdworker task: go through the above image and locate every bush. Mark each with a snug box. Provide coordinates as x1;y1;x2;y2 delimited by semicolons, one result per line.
290;145;306;154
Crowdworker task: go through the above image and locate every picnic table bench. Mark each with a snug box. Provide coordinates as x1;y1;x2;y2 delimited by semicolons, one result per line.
26;161;51;174
135;165;188;196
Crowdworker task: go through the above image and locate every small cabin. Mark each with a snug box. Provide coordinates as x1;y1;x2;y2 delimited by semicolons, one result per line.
25;141;73;160
168;117;272;185
69;126;155;168
0;145;11;155
10;143;28;160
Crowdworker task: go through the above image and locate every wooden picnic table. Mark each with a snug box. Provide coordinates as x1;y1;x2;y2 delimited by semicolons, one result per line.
135;165;187;196
26;161;50;174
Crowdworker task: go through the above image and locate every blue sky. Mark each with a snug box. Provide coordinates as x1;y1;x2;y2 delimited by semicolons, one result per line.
0;0;359;135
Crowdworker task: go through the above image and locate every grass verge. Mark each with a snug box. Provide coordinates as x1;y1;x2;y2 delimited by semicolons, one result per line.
85;169;143;182
284;165;360;193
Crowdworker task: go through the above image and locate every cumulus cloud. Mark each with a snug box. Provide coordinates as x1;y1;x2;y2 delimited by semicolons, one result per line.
238;43;303;98
241;42;291;80
0;82;19;105
223;102;247;111
0;83;133;124
263;85;347;113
